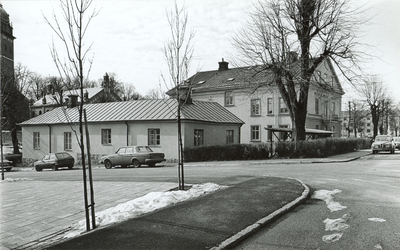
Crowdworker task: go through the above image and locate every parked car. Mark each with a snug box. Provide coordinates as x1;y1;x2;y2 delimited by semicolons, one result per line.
393;137;400;150
99;146;166;169
371;135;395;154
34;152;75;171
4;144;22;164
1;146;14;172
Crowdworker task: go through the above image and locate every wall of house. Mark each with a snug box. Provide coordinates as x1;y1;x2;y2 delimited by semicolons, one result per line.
182;121;241;147
21;120;242;165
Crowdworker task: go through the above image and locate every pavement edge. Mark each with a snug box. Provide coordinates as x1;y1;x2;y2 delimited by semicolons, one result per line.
210;178;310;250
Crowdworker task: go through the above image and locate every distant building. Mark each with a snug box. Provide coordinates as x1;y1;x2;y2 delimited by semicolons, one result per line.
30;73;122;117
167;58;344;143
1;3;16;84
341;110;373;138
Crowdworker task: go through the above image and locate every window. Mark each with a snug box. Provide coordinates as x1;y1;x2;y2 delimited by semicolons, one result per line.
64;132;72;150
148;128;160;146
315;98;319;114
251;125;260;141
225;91;234;106
226;130;234;144
267;98;273;114
279;97;288;113
331;102;336;114
251;99;261;116
194;129;204;146
101;129;112;145
33;132;40;149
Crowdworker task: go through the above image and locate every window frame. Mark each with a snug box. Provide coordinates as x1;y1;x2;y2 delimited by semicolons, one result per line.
250;125;261;141
315;98;319;115
194;129;204;146
224;91;234;106
64;132;72;150
251;98;261;116
33;132;40;150
279;97;288;114
226;130;234;144
267;98;273;115
148;128;161;146
101;129;112;145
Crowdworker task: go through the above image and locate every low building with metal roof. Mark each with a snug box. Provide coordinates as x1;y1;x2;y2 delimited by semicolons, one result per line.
19;99;244;164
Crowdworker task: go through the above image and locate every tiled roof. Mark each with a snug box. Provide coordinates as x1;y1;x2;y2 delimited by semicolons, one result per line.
33;87;103;107
20;99;244;126
167;58;344;95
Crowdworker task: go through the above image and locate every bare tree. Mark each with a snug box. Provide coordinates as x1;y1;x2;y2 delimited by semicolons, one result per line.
121;84;142;101
14;63;33;98
44;0;99;231
162;2;195;190
232;0;366;141
356;75;388;138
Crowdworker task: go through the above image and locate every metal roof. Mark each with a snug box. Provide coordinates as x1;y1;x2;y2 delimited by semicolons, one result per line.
20;99;244;126
33;87;104;107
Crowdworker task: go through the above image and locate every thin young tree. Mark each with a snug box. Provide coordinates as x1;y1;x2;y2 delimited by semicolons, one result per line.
232;0;367;141
44;0;99;231
162;2;195;190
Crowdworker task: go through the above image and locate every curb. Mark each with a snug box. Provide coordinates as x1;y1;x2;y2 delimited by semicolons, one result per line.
210;178;310;250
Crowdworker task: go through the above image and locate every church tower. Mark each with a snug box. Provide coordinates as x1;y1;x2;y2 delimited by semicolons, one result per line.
1;3;16;85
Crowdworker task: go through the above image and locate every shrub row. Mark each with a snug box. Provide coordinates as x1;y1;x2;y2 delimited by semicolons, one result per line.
275;137;373;158
183;138;372;162
183;143;271;162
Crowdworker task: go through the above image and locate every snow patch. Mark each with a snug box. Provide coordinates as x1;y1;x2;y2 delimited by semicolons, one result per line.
368;218;386;222
312;189;347;212
322;233;343;243
323;214;350;231
63;183;227;239
0;178;33;183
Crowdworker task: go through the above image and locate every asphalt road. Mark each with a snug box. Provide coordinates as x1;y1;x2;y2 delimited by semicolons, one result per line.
3;151;400;249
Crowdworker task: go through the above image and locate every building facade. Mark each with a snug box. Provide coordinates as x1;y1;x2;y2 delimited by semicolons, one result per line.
19;99;244;163
1;4;15;81
168;58;344;143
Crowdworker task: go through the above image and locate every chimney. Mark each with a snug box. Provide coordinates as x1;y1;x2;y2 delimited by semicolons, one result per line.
47;84;54;95
84;90;89;102
177;85;192;105
218;58;229;71
42;96;47;105
67;94;79;108
103;73;110;93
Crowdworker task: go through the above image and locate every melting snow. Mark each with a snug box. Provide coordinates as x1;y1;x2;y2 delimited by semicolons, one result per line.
63;183;227;239
368;218;386;222
323;214;350;231
0;178;33;183
312;189;347;212
322;233;343;243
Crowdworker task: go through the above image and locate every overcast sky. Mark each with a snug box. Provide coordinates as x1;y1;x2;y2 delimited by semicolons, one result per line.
2;0;400;105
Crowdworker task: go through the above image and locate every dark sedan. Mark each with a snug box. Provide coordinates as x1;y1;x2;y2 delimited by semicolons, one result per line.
99;146;166;169
34;152;75;171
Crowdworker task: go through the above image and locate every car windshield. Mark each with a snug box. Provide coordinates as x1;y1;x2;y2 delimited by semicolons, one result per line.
136;146;153;152
375;136;390;141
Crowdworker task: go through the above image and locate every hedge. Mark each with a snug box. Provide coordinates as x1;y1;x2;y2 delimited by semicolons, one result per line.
183;143;271;162
183;138;372;162
275;137;373;158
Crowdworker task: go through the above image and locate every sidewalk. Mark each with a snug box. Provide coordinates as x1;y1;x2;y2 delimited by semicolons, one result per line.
2;150;371;250
46;177;309;250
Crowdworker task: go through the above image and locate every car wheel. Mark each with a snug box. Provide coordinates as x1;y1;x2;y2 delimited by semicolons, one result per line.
52;165;58;171
132;159;141;168
104;160;113;169
35;166;42;171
